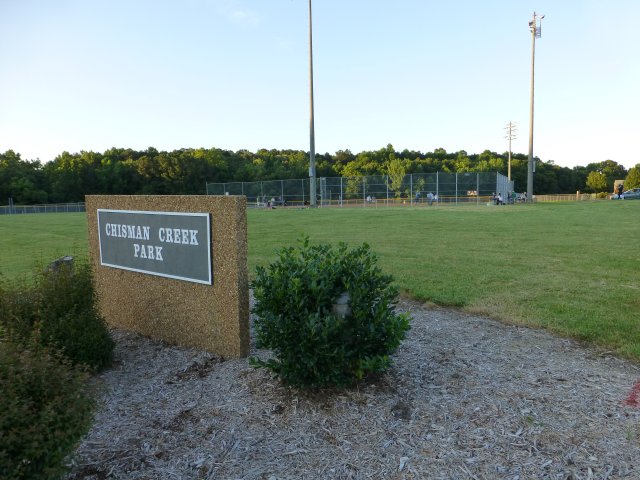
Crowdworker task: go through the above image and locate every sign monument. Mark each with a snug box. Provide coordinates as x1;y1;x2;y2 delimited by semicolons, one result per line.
86;195;249;358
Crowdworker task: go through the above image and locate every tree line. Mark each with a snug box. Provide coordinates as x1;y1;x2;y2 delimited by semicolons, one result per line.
1;145;638;205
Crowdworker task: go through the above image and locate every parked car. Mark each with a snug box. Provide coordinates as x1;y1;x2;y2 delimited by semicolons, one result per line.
622;188;640;200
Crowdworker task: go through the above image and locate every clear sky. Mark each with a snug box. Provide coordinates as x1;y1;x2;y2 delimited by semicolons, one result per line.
1;0;638;169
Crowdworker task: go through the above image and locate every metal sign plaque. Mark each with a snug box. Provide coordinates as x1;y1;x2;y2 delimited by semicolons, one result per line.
97;209;212;284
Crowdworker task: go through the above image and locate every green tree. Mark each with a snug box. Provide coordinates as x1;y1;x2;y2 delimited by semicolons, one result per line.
533;160;560;194
342;153;380;177
624;165;640;189
454;150;471;172
586;171;608;193
586;160;627;192
386;157;407;198
0;150;48;204
44;151;100;202
332;149;356;176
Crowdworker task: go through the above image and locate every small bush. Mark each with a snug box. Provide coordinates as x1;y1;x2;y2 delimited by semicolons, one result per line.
0;338;94;480
0;277;40;341
0;260;114;372
251;238;410;388
37;262;114;371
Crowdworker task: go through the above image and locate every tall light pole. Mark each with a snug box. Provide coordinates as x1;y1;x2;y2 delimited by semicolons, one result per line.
504;121;517;181
308;0;317;207
527;11;544;203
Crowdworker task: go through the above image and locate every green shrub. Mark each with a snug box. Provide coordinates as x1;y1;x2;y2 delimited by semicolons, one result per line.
251;238;410;388
0;277;40;341
36;262;114;371
0;337;94;480
0;260;114;372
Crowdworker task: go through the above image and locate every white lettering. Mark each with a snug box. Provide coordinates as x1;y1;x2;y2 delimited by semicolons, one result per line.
104;223;151;240
106;223;151;239
133;243;163;261
158;227;199;246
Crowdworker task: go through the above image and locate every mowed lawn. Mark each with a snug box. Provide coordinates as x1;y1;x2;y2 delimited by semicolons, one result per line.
0;212;89;278
1;201;639;358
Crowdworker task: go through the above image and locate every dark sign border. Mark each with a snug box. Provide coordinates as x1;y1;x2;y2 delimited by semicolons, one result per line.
97;209;212;285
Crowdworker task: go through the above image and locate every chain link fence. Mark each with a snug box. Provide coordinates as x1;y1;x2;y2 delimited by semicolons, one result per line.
0;188;600;216
206;178;312;207
207;172;515;207
0;202;86;215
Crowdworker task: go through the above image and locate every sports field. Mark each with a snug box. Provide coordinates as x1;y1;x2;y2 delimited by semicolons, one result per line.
1;201;638;359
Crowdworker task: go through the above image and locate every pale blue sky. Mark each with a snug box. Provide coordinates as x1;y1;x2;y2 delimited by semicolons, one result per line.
1;0;638;169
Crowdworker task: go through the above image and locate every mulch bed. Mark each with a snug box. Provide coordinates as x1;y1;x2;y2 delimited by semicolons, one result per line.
67;300;640;479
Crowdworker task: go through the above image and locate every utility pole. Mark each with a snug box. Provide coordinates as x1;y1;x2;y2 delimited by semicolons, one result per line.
527;11;544;203
308;0;317;207
504;121;517;181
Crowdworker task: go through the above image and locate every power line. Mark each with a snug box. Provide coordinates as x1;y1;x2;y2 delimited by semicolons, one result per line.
504;121;517;182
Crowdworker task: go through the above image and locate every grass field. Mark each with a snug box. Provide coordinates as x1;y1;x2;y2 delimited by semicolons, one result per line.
0;213;89;278
1;201;639;359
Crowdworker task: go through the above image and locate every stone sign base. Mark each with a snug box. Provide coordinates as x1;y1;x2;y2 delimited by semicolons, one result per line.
86;195;249;358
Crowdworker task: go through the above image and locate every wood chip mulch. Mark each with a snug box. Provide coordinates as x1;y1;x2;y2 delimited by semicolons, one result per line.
66;299;640;479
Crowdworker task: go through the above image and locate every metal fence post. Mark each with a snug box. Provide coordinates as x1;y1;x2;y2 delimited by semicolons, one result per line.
455;173;458;205
410;174;413;206
386;175;389;207
363;178;366;206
